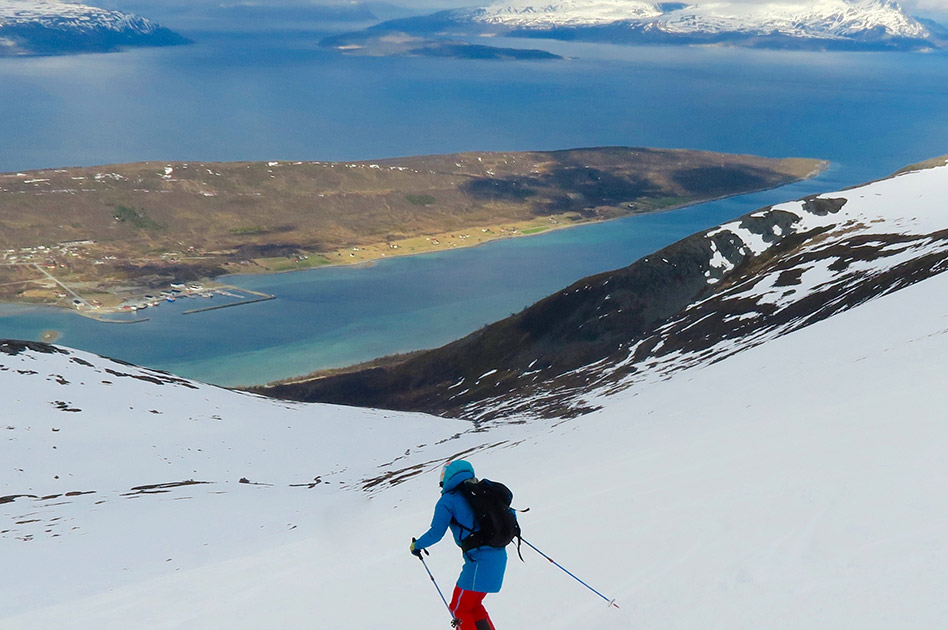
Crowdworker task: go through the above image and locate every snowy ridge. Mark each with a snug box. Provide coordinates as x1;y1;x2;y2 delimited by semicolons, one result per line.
0;340;500;501
453;158;948;421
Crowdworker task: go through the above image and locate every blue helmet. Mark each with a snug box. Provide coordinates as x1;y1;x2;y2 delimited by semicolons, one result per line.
440;459;475;493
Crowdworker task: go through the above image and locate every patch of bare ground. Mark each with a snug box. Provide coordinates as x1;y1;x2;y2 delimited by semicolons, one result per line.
121;480;211;496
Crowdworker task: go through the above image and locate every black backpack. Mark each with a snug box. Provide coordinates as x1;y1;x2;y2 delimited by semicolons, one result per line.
452;478;522;558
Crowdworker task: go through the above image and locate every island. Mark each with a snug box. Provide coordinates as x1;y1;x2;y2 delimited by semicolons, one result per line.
0;148;826;317
320;30;563;60
0;0;188;57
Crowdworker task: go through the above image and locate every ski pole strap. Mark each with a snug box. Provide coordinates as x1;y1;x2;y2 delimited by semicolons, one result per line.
521;538;619;609
412;536;430;557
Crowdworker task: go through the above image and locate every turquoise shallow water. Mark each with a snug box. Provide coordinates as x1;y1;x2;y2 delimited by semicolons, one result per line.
2;31;948;385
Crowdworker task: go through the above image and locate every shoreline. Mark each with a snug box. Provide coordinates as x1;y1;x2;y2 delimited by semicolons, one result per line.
0;160;830;321
210;158;831;280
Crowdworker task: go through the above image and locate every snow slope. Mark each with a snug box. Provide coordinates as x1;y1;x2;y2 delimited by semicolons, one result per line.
3;184;948;627
567;156;948;411
2;265;947;628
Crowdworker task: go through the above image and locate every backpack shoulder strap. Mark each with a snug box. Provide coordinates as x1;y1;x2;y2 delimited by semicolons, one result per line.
447;480;477;535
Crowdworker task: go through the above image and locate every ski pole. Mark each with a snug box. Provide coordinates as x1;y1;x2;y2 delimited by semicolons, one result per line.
414;540;460;627
521;538;620;609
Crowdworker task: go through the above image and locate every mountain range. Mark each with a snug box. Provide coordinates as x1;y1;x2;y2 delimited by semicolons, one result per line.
359;0;948;51
2;153;947;628
7;0;943;57
0;0;188;56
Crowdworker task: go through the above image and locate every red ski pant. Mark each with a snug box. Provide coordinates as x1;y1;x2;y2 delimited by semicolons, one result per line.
449;586;496;630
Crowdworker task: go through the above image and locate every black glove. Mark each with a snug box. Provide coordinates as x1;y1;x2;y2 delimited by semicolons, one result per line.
410;537;424;558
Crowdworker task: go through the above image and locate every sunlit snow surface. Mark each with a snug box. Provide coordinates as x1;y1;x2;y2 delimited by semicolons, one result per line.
2;159;948;628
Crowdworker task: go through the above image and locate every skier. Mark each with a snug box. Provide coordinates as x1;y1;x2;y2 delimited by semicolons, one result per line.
411;459;510;630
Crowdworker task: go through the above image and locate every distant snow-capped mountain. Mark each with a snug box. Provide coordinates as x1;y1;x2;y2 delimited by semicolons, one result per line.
0;0;189;56
649;0;931;39
369;0;946;50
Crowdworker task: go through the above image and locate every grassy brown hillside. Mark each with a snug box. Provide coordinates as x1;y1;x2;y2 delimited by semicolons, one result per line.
0;148;824;310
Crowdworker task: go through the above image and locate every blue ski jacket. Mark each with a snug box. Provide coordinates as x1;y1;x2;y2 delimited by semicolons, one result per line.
414;462;508;593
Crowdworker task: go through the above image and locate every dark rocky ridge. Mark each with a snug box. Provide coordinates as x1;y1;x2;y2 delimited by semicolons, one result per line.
0;340;67;357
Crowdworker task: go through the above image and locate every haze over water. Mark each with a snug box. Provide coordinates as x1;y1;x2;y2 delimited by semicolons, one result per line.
2;25;948;385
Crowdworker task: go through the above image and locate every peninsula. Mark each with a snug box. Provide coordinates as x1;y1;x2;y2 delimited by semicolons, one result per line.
0;148;825;315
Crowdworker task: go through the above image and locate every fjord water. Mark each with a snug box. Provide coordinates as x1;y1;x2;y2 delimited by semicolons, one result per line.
2;30;948;385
